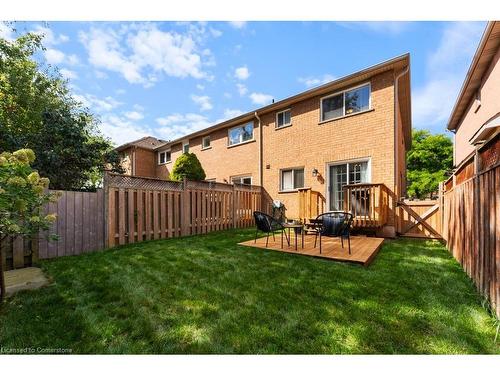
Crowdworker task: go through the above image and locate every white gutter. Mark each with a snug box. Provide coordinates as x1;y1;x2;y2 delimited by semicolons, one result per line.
394;65;410;199
254;111;263;186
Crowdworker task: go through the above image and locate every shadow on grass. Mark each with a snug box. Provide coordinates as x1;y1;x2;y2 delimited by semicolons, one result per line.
0;230;498;354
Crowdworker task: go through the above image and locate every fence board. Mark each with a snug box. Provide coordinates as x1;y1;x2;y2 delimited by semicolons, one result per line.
443;164;499;317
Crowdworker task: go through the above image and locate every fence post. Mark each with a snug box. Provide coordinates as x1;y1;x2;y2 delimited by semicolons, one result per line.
181;178;191;236
232;184;237;229
103;171;109;249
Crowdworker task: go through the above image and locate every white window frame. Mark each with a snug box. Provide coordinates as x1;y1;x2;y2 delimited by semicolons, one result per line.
275;108;292;129
325;157;372;211
227;122;254;147
158;150;171;165
182;141;190;154
201;136;211;150
320;82;371;123
279;167;305;192
231;175;253;185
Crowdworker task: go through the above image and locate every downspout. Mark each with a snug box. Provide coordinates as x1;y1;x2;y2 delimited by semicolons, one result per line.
394;65;410;200
254;111;263;186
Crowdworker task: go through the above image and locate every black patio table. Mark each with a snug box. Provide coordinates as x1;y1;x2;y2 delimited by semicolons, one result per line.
282;223;304;251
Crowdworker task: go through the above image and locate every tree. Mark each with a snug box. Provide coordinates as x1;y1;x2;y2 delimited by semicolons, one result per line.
407;129;453;199
0;26;123;191
0;149;58;301
170;153;206;182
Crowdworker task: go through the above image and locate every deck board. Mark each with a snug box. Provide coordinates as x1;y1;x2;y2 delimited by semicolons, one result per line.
238;233;384;266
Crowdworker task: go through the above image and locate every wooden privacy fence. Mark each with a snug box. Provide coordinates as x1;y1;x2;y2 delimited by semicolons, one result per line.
1;189;106;271
1;174;272;271
106;174;272;247
443;163;499;317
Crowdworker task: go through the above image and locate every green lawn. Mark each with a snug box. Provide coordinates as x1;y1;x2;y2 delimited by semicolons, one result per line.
0;228;498;354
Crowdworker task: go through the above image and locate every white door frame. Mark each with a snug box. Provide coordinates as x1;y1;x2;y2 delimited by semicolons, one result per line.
325;157;372;211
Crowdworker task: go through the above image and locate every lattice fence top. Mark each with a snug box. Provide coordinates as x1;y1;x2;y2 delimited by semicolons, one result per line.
106;173;184;191
105;173;263;192
186;179;234;192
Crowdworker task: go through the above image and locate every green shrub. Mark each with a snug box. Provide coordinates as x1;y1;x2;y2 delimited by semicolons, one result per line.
169;153;206;182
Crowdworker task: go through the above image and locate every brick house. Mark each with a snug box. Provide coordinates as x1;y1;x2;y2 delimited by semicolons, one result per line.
445;21;500;187
116;54;411;237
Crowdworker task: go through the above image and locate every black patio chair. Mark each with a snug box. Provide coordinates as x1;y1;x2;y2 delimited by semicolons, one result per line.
253;211;290;248
313;211;354;254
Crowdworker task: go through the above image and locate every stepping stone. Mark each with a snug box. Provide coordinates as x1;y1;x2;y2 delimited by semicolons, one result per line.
4;267;49;297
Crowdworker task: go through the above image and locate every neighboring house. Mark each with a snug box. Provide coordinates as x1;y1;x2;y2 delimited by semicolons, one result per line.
116;54;411;237
446;21;500;186
116;136;169;178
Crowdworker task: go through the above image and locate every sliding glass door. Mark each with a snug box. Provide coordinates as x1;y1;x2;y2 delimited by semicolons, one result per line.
329;161;368;211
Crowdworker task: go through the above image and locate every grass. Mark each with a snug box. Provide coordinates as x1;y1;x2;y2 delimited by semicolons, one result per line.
0;228;498;354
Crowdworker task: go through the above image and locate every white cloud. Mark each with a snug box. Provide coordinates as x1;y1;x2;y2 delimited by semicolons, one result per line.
60;68;78;80
115;88;126;95
95;70;108;79
191;94;213;111
45;48;65;64
79;24;212;87
154;109;244;141
79;28;143;84
155;113;211;140
124;111;144;121
209;28;222;38
298;74;336;88
249;92;273;106
73;93;123;113
196;84;205;90
99;114;152;146
44;48;79;66
413;22;484;131
236;83;248;96
67;54;80;65
234;66;250;80
32;25;69;45
221;109;244;120
0;23;14;41
228;21;247;29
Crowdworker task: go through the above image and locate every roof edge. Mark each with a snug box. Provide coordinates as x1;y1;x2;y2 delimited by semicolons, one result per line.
155;53;410;149
447;21;495;130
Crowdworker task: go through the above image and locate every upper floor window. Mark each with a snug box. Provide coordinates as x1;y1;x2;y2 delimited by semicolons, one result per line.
280;168;304;191
183;142;189;154
276;109;292;128
321;83;370;122
228;122;253;146
202;136;211;149
158;150;171;164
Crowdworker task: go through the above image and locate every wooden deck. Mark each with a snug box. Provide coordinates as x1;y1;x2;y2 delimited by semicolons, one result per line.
238;233;384;266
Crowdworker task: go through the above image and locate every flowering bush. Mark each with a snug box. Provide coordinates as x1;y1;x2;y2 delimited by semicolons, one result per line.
0;148;58;300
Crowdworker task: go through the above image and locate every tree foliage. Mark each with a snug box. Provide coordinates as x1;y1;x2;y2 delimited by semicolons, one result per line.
170;153;206;182
0;148;58;300
407;130;453;199
0;27;123;191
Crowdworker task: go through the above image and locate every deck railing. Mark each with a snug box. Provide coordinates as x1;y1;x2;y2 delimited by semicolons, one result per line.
297;187;325;223
343;183;389;228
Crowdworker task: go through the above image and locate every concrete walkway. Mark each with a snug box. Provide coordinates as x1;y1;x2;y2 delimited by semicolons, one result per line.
4;267;49;296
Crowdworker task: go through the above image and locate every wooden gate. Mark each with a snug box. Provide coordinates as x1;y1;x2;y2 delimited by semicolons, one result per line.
397;199;443;239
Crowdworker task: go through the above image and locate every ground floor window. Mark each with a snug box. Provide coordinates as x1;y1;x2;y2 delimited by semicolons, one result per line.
232;176;252;185
280;168;304;191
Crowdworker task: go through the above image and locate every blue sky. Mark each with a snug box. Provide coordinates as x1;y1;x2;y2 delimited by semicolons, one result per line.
0;21;486;145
